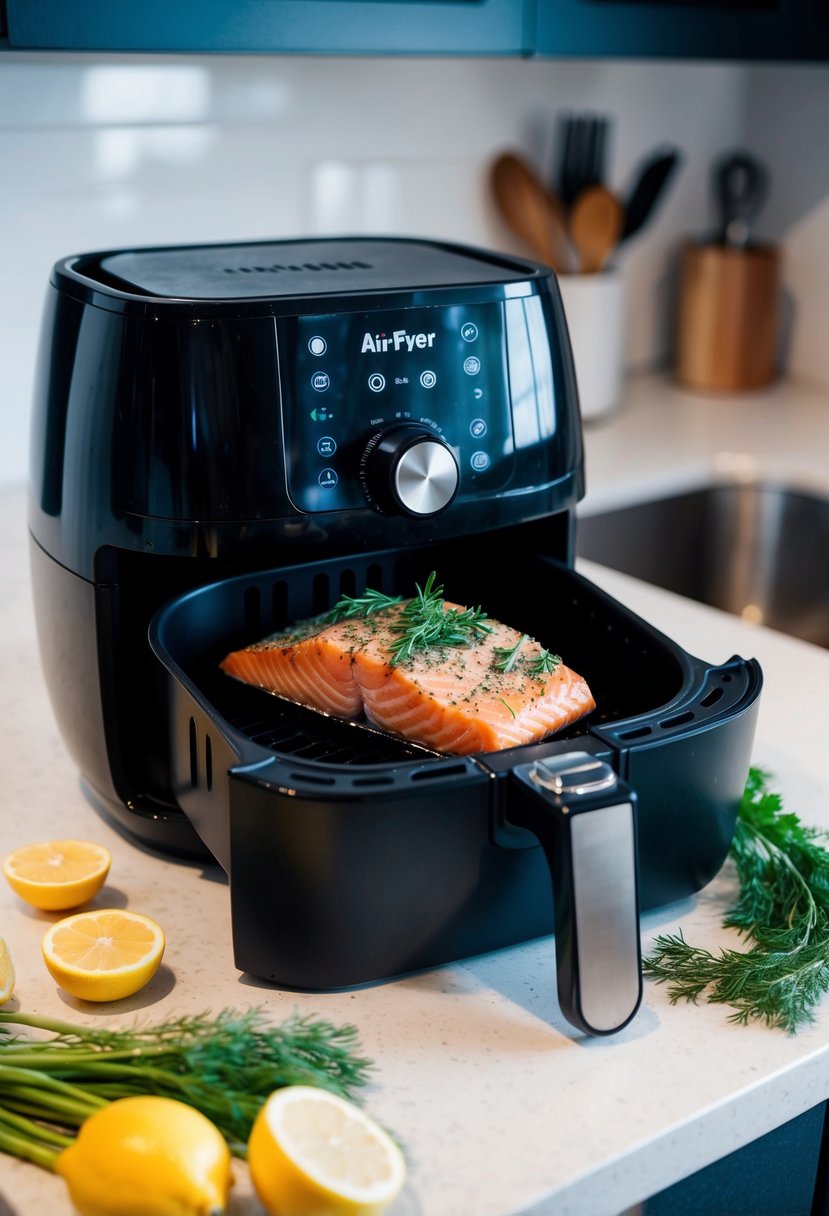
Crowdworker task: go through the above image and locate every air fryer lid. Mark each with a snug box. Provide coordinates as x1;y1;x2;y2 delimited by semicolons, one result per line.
96;238;534;300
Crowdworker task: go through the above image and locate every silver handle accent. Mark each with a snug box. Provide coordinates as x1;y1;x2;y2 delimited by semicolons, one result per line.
531;754;619;797
568;800;641;1033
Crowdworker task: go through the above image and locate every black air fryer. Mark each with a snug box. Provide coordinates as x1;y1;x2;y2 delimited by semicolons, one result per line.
29;237;762;1036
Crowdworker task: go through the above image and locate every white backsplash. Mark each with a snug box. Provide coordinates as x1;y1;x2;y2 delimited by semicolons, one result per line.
3;49;824;489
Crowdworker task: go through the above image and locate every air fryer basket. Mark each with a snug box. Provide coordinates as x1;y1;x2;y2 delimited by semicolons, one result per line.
149;529;761;1011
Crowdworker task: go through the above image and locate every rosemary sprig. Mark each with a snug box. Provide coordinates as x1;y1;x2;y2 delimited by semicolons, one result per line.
326;587;402;623
527;648;561;676
643;768;829;1032
389;572;491;666
492;637;561;677
0;1008;373;1167
493;634;528;673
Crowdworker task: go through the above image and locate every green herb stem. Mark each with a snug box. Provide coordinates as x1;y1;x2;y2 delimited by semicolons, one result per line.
0;1105;74;1149
326;588;403;624
0;1122;60;1172
0;1008;374;1170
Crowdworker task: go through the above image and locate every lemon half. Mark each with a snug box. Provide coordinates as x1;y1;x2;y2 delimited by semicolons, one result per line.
0;933;14;1005
42;908;165;1002
248;1085;406;1216
3;839;111;911
56;1095;232;1216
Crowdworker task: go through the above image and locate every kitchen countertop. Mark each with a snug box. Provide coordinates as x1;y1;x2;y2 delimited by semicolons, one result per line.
578;370;829;513
3;372;829;1216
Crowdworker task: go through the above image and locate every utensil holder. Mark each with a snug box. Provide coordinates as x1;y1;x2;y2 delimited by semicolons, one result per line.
676;240;781;391
557;269;625;423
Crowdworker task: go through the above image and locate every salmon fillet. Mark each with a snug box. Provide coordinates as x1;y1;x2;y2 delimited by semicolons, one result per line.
220;599;595;755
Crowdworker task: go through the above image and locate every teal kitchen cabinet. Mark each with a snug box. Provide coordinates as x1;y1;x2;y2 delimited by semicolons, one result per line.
535;0;829;62
3;0;532;56
4;0;829;60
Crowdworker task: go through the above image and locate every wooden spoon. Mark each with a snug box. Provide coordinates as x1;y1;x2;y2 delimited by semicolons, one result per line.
570;185;624;273
491;153;570;272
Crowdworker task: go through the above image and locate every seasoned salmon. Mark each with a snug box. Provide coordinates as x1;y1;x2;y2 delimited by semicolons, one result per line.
220;596;595;755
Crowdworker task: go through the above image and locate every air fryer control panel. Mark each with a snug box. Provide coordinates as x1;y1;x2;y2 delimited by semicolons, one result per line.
278;302;513;514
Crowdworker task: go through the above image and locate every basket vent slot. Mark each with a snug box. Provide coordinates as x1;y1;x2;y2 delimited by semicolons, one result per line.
618;726;652;742
660;710;694;729
312;573;330;614
289;771;336;786
410;764;468;781
271;581;288;632
244;586;261;637
700;687;724;709
189;717;198;788
339;568;357;599
367;561;385;591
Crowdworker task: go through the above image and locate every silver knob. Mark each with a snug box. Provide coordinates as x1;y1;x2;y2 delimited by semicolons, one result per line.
361;425;460;517
394;438;459;516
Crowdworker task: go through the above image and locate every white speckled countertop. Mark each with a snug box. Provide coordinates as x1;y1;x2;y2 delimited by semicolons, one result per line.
2;373;829;1216
578;371;829;513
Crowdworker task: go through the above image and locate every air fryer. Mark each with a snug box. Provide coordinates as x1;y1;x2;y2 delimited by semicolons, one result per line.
28;237;762;1036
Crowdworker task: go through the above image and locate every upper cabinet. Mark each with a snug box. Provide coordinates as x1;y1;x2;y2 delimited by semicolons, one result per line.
4;0;829;60
535;0;829;62
3;0;531;56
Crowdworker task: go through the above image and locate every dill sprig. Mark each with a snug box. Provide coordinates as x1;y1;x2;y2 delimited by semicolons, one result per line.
389;572;492;666
0;1008;373;1168
643;768;829;1033
326;587;402;623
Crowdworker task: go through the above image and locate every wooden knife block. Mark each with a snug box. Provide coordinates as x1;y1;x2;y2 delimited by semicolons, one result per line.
676;241;781;391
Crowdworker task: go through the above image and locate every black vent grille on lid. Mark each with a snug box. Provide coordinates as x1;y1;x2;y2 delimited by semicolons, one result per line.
222;259;373;276
96;238;532;300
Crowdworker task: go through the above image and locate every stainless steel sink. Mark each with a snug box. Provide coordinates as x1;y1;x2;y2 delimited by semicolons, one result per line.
577;480;829;648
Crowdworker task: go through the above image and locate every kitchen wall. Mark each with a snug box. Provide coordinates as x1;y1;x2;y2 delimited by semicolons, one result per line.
0;50;820;490
744;65;829;386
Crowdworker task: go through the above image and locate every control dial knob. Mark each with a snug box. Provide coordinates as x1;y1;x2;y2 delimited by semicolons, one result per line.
361;424;459;516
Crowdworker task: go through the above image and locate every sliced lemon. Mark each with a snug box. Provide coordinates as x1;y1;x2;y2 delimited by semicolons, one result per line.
248;1085;406;1216
42;909;165;1002
56;1095;233;1216
3;840;111;911
0;933;14;1005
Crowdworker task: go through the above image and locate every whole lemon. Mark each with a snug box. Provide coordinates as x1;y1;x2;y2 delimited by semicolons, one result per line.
55;1095;233;1216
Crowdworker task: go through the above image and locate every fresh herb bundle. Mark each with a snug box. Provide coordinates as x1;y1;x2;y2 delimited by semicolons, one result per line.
325;573;563;674
388;572;492;666
644;768;829;1033
0;1008;373;1168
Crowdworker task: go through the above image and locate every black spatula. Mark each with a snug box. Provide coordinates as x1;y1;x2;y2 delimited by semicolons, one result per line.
620;148;682;242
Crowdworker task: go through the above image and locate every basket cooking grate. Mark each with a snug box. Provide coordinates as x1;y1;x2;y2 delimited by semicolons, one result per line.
193;658;437;766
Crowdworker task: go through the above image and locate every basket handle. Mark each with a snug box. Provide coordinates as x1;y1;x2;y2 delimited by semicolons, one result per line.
509;752;642;1036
